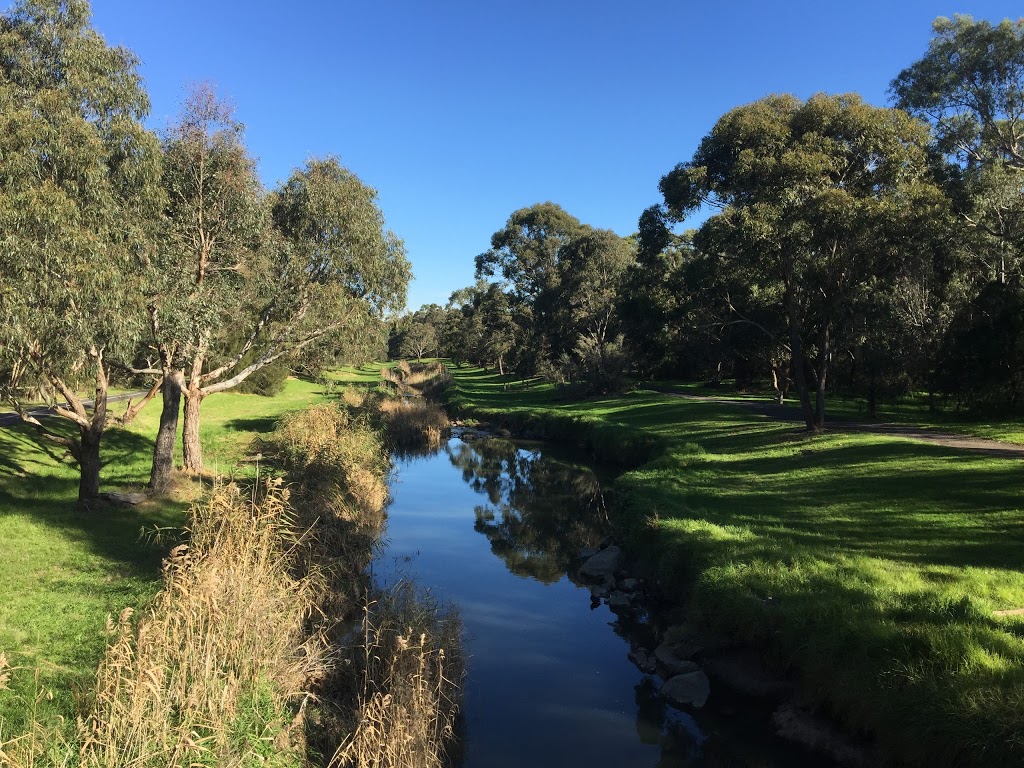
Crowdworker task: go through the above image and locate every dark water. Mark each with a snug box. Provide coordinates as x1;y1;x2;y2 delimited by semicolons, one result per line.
375;433;823;768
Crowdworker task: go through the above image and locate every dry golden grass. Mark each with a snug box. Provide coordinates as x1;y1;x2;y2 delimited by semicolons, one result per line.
373;398;448;454
331;583;463;768
1;482;315;768
78;481;315;767
404;363;450;394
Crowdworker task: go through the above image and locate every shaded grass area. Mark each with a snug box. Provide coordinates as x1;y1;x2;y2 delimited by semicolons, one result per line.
663;379;1024;445
0;378;330;736
443;366;1024;768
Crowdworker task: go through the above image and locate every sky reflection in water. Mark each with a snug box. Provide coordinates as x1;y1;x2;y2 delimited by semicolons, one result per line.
376;434;820;768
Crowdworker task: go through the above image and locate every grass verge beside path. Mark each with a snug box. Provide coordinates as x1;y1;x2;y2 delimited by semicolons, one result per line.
663;380;1024;445
0;377;329;736
443;366;1024;768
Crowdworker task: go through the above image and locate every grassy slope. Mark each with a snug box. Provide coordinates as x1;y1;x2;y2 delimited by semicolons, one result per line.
443;366;1024;768
0;378;328;734
665;380;1024;444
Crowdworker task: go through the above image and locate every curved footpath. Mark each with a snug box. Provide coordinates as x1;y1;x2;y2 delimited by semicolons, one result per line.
662;390;1024;458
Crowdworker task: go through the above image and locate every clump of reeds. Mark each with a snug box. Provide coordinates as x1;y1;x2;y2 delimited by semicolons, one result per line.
373;397;449;454
405;363;451;396
76;480;315;767
331;582;464;768
341;385;367;409
267;403;389;529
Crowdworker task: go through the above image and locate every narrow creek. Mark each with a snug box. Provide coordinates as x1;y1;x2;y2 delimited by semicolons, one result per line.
374;430;831;768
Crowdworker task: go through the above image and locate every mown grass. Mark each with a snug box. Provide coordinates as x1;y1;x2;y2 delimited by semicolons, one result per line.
0;377;330;737
662;379;1024;444
443;366;1024;768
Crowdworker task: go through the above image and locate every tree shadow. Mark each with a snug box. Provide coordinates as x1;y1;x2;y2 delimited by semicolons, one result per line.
0;421;186;575
222;416;279;435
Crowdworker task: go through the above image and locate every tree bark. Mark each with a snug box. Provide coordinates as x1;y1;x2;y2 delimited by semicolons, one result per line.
149;369;184;491
785;275;816;431
77;425;102;500
182;384;205;472
813;327;830;431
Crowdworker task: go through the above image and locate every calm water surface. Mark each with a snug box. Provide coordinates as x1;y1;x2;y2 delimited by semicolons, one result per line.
376;433;823;768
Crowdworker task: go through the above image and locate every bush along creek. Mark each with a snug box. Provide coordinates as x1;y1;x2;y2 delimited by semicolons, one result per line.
375;408;853;768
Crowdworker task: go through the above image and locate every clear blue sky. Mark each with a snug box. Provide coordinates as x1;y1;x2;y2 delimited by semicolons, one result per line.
24;1;1024;309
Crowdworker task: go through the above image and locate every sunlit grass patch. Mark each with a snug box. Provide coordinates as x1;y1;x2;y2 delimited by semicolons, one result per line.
444;365;1024;767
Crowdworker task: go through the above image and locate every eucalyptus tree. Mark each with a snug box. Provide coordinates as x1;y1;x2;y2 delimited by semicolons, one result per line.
619;208;692;378
475;202;583;372
656;93;949;430
556;226;635;390
0;0;162;499
132;84;264;489
173;157;410;472
892;15;1024;285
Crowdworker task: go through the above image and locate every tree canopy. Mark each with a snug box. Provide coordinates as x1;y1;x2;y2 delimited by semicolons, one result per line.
0;0;162;498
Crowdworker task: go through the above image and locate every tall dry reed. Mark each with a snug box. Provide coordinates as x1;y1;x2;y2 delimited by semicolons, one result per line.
373;398;449;455
331;583;463;768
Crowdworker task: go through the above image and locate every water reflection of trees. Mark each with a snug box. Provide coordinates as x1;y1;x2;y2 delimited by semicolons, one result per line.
446;437;609;583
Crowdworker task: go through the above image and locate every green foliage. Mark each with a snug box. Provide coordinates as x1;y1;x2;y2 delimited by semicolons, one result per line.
235;360;290;396
0;0;164;495
656;93;950;429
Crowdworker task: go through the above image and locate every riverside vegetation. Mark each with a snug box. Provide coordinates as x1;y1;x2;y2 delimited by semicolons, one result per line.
443;365;1024;768
0;375;463;767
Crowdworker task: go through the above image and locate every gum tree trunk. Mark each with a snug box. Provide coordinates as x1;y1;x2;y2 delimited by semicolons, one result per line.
149;369;184;490
182;384;205;472
76;424;102;500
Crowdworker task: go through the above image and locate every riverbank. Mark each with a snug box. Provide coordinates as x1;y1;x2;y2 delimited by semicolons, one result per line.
0;377;332;737
0;382;462;765
441;366;1024;768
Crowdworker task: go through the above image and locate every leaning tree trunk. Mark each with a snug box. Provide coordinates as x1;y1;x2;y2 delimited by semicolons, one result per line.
149;369;184;491
182;385;205;473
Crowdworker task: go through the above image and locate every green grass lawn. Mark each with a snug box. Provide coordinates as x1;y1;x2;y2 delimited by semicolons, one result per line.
0;377;330;736
443;366;1024;768
661;379;1024;444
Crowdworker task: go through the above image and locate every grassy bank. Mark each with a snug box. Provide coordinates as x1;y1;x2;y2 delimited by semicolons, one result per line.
663;380;1024;445
442;366;1024;768
0;378;329;736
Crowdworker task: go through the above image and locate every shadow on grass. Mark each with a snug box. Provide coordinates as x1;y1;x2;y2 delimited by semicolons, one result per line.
0;422;185;576
222;416;280;435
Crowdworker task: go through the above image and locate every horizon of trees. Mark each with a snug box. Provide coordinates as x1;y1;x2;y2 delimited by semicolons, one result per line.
406;14;1024;432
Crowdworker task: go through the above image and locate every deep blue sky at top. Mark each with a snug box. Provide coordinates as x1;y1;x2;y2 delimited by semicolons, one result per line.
33;1;1024;309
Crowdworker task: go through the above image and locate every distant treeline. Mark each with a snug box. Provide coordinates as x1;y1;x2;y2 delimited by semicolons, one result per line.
390;15;1024;431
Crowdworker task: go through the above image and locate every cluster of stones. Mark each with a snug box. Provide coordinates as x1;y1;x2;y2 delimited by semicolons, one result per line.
576;543;869;767
578;544;712;710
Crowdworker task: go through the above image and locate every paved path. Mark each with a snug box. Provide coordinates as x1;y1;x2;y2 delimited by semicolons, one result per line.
659;390;1024;459
0;391;147;429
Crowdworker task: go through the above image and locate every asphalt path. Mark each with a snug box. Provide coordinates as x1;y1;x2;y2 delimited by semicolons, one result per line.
0;390;147;428
658;389;1024;459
